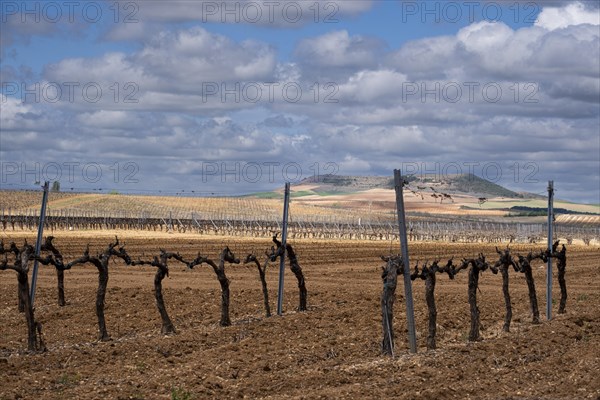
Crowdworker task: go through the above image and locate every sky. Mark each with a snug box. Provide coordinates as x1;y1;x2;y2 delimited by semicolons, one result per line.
1;0;599;203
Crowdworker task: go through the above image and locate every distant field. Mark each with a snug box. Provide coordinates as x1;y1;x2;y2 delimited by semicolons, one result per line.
0;190;375;223
1;189;598;224
472;198;600;214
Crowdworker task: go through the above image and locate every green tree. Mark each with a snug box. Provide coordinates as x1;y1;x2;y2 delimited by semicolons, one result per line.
51;181;61;192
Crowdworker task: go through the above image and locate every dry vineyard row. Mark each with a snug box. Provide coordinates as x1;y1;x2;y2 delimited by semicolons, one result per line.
1;234;571;357
2;210;598;244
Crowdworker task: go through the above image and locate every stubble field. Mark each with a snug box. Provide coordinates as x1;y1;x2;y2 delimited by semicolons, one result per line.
0;231;598;399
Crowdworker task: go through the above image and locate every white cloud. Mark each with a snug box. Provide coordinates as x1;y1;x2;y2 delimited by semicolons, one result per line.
535;1;600;30
2;2;599;202
75;110;143;129
131;0;375;26
295;30;384;70
41;27;278;112
386;15;599;87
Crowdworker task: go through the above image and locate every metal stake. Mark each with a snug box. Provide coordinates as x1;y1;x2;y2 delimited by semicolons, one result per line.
547;181;554;320
394;170;417;353
277;182;291;316
30;181;50;305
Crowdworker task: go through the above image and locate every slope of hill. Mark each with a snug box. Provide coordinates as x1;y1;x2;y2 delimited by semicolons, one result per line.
298;173;522;199
272;174;599;219
2;174;597;224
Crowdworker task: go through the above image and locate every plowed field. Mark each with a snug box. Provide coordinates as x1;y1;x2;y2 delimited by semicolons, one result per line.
1;232;598;399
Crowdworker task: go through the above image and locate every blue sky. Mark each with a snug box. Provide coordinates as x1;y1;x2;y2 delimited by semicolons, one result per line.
4;1;545;71
1;1;599;203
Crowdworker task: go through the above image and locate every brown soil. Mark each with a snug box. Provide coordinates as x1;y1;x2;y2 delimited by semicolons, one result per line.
1;233;598;399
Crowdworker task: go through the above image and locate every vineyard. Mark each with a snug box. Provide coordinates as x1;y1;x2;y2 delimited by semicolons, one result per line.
2;190;599;244
0;231;599;399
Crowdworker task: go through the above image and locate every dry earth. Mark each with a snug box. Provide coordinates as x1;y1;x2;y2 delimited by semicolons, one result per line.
0;232;599;399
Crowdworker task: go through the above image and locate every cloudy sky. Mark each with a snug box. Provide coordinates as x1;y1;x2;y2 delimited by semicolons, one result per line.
1;0;599;202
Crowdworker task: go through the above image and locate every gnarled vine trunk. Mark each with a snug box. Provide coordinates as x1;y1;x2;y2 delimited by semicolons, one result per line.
551;243;568;314
272;235;307;311
18;270;44;352
65;237;131;341
258;266;271;317
154;266;175;334
244;254;272;318
96;267;110;340
467;264;481;341
381;257;399;356
213;265;231;326
492;247;516;332
424;271;437;349
557;260;567;314
1;241;46;352
56;269;66;306
500;266;511;332
189;247;239;327
465;255;489;342
286;245;307;311
519;257;540;324
133;250;186;334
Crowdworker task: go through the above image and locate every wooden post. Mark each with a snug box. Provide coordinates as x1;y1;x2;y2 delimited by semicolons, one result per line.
546;181;554;320
30;181;50;305
277;182;291;316
394;170;417;354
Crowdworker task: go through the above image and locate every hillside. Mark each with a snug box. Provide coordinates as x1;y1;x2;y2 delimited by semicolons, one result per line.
273;174;599;219
1;174;597;223
298;173;522;199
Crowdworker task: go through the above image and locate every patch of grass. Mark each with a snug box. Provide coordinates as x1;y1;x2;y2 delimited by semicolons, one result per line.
576;294;589;302
135;361;147;372
507;206;599;216
171;386;193;400
56;373;80;387
290;190;316;198
246;192;282;199
313;190;352;196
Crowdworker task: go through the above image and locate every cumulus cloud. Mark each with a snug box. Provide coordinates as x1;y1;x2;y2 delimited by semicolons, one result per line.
1;1;599;201
535;1;600;30
131;0;374;26
40;27;278;112
103;0;375;42
295;30;385;70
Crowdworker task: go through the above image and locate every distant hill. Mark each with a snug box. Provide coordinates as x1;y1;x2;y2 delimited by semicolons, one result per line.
434;174;520;198
299;173;525;199
300;175;393;191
